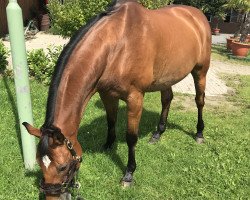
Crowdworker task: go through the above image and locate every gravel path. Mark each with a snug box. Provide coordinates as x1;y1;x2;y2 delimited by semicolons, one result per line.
3;32;250;97
3;32;68;51
173;60;250;96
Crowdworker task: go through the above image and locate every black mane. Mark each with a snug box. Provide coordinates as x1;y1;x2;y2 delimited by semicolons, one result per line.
38;0;127;158
43;0;121;128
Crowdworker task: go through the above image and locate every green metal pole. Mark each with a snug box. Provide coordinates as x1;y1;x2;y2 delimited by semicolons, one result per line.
6;0;36;170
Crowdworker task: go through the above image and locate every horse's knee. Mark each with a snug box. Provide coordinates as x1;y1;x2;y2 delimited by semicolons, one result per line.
161;88;173;105
195;93;205;108
126;133;138;147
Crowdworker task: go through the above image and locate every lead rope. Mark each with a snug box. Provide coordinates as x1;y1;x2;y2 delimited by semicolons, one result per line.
73;171;84;200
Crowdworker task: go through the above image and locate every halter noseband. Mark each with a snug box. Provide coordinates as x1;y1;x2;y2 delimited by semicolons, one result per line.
40;137;82;196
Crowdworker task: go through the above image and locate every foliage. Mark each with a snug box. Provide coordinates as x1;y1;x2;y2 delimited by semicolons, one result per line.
0;40;9;74
47;0;86;37
47;0;173;37
207;0;227;18
174;0;228;16
27;45;63;85
174;0;208;11
224;0;250;42
140;0;173;9
224;0;250;12
207;0;228;29
174;0;228;28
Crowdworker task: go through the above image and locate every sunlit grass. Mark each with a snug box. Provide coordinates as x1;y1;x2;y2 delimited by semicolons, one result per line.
212;44;250;66
0;75;249;199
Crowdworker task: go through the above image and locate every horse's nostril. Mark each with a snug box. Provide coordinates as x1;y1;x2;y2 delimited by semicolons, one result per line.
58;164;67;172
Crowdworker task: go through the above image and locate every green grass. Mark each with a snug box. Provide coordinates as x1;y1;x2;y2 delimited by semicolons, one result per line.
212;44;250;66
0;75;249;200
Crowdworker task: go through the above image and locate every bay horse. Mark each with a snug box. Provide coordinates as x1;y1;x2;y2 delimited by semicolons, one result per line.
23;0;211;199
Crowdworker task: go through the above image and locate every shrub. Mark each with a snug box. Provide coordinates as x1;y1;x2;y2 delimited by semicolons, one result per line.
48;0;86;37
0;40;9;74
27;45;63;85
47;0;173;37
140;0;173;9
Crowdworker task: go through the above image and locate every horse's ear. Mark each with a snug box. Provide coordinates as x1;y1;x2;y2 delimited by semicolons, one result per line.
22;122;41;138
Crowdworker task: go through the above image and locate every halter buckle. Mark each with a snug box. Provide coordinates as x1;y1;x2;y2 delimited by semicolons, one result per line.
74;181;81;189
65;139;73;150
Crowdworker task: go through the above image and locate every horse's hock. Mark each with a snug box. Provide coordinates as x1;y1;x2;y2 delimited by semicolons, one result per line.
173;59;250;97
173;65;229;96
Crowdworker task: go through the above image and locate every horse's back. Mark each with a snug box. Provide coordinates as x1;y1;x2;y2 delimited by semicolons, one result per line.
98;2;211;94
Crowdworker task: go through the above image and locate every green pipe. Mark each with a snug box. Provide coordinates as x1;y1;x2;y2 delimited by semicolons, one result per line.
6;0;36;170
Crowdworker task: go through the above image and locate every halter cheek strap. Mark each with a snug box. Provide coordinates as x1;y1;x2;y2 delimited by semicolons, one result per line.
40;137;82;196
65;138;83;163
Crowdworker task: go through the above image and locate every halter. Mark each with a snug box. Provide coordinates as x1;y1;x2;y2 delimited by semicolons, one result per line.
40;138;82;196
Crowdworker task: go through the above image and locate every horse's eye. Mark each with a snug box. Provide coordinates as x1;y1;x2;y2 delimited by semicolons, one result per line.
57;164;67;172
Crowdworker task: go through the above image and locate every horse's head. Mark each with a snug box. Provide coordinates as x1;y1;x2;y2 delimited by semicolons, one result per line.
23;122;82;200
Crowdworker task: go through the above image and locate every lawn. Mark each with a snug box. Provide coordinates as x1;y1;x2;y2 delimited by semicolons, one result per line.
212;44;250;66
0;74;249;200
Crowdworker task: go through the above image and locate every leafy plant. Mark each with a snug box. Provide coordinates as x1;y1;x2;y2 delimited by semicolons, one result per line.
47;0;174;37
47;0;111;37
224;0;250;42
48;0;86;37
0;40;9;74
140;0;173;9
27;45;63;85
174;0;228;29
207;0;228;29
174;0;208;11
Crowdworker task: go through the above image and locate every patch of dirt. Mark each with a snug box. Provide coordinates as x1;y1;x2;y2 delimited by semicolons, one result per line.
3;31;69;51
173;95;238;112
3;32;69;69
211;60;250;75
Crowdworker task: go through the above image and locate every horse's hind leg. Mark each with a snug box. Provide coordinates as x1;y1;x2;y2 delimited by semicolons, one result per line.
100;93;119;149
191;66;208;144
121;91;144;187
149;88;173;144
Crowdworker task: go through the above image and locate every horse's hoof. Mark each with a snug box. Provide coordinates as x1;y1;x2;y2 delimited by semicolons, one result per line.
121;171;133;187
149;133;161;144
196;137;205;144
76;196;85;200
149;136;160;144
121;180;133;188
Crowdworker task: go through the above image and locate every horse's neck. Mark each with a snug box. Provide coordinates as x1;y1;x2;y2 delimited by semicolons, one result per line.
53;40;108;137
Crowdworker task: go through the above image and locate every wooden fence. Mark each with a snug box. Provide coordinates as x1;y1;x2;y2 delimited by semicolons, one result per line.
0;0;41;37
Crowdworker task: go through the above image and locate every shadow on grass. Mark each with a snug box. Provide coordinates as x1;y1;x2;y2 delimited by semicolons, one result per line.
25;170;45;200
212;44;228;56
2;77;45;199
212;44;250;61
78;99;196;172
2;77;23;157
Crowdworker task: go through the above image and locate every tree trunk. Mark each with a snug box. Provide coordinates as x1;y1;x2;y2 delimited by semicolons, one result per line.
234;12;245;38
240;12;250;43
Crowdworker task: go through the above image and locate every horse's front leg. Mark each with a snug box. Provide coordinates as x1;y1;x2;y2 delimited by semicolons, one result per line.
100;92;119;149
121;91;144;187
